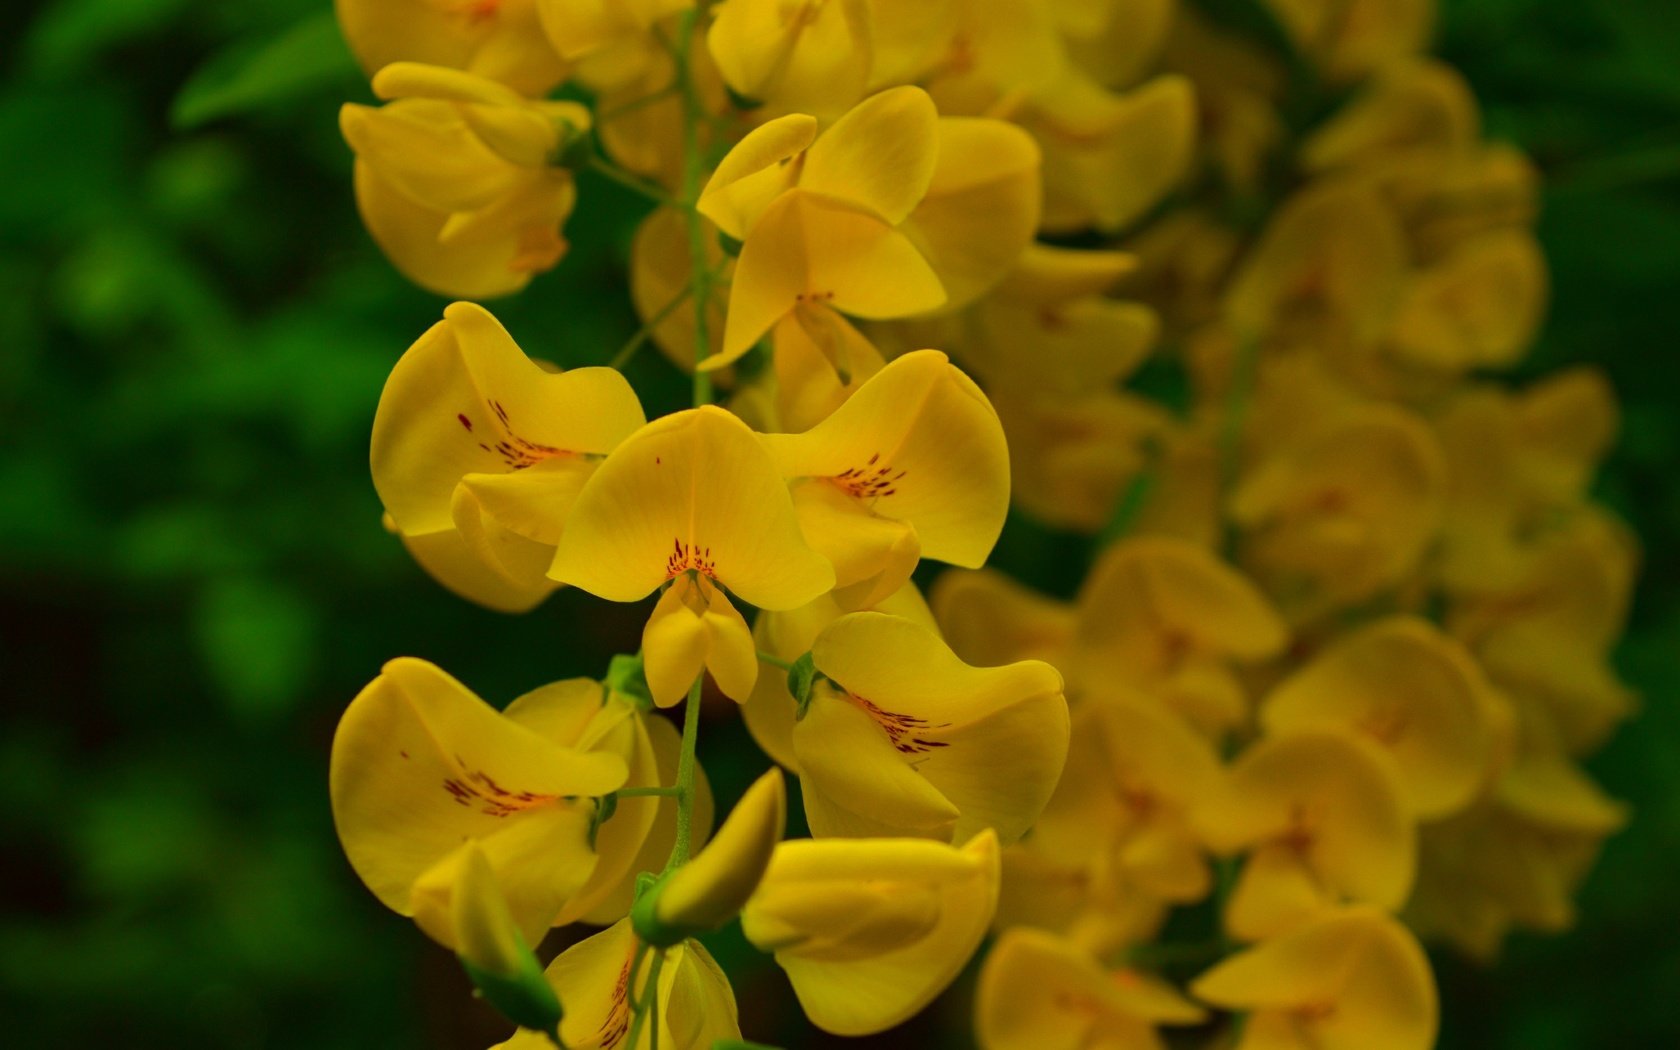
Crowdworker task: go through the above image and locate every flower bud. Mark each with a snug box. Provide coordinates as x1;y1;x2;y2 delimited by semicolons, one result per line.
452;842;563;1039
635;769;787;946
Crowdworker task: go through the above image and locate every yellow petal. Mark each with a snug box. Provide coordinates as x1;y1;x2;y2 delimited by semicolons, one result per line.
372;302;645;538
707;0;872;117
767;305;886;429
548;406;836;608
696;113;817;239
721;191;947;364
929;567;1076;669
801;86;939;226
802;612;1067;844
1262;617;1493;819
330;659;628;941
760;349;1009;567
395;519;556;613
449;840;533;978
899;117;1041;311
655;768;786;934
743;831;1000;1036
337;0;568;97
643;573;760;706
787;480;921;610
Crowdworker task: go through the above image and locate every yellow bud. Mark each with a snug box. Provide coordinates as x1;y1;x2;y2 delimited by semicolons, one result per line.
638;769;787;945
451;842;563;1037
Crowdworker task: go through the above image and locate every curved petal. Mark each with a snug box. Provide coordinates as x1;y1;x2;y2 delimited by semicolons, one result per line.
696;113;817;239
800;86;939;225
760;350;1009;567
549;406;835;608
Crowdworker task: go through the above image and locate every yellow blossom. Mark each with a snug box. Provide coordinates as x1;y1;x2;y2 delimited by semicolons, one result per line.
1261;0;1435;83
794;612;1067;844
759;349;1011;608
1191;907;1438;1050
743;582;937;770
1262;617;1495;819
493;917;740;1050
340;64;590;298
930;566;1077;671
977;927;1206;1050
330;659;629;950
1197;732;1415;941
371;302;646;612
548;406;836;705
707;0;873;118
336;0;567;96
741;831;1000;1036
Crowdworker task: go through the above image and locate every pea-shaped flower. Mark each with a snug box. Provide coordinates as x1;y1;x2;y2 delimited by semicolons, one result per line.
493;917;741;1050
1197;732;1415;941
330;659;629;951
760;349;1010;609
1262;617;1495;819
741;831;1000;1036
977;928;1206;1050
707;0;872;118
341;64;589;298
549;406;835;706
1191;908;1438;1050
793;612;1068;844
372;302;646;612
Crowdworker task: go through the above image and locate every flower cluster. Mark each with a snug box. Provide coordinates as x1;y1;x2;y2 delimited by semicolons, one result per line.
325;1;1634;1047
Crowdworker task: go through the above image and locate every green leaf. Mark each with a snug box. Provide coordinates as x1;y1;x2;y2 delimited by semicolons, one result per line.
170;11;356;130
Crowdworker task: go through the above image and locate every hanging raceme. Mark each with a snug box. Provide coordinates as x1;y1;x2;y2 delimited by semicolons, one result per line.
322;0;1635;1045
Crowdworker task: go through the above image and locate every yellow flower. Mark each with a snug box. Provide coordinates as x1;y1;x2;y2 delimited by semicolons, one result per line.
977;928;1206;1050
336;0;567;97
794;612;1067;844
1072;536;1288;733
759;349;1011;608
1190;907;1438;1050
536;0;691;69
743;581;937;771
330;659;629;950
643;768;786;941
994;391;1173;534
741;831;1000;1036
371;302;646;612
1262;617;1496;820
699;87;1039;368
1232;405;1445;620
1406;751;1626;957
1385;229;1547;372
707;0;873;118
493;917;740;1050
340;64;590;298
549;406;835;705
1032;700;1222;907
1197;732;1415;941
1300;60;1479;175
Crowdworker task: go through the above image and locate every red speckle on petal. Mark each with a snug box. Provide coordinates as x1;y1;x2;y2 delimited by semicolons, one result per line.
457;413;473;432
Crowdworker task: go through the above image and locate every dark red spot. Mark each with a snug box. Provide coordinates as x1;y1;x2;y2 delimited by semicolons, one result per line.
457;413;473;431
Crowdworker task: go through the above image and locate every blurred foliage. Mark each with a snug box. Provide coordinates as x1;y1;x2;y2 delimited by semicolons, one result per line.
0;0;1676;1045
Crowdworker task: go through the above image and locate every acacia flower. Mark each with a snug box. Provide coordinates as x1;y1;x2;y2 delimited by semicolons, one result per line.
549;406;835;706
1190;907;1438;1050
371;302;646;612
741;831;1000;1036
977;927;1206;1050
793;612;1067;844
759;349;1010;609
340;64;590;298
330;659;629;950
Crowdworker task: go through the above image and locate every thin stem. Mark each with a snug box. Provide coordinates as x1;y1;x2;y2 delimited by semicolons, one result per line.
624;947;666;1050
616;786;683;798
757;651;793;671
665;674;705;872
610;285;693;370
587;155;683;209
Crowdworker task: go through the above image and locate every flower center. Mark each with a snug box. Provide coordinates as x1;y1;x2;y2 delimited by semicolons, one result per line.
461;398;575;469
666;539;718;578
850;693;950;756
441;762;560;818
834;452;907;500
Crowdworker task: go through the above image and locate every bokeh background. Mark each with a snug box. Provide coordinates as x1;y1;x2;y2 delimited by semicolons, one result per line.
2;0;1677;1045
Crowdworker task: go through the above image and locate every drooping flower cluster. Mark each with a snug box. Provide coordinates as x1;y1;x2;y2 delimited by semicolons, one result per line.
325;1;1633;1047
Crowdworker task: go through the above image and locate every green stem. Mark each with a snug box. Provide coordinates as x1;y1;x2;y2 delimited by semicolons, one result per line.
756;651;793;671
587;155;682;209
624;948;666;1050
610;285;693;370
616;786;683;798
666;674;705;872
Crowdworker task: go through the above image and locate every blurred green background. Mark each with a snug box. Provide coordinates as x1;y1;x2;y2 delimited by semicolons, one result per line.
1;0;1676;1045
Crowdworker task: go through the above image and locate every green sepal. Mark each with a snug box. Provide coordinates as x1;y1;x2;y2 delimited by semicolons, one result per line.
587;792;619;850
787;652;819;720
725;85;764;111
606;653;655;711
630;870;689;948
716;229;744;257
461;953;563;1041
